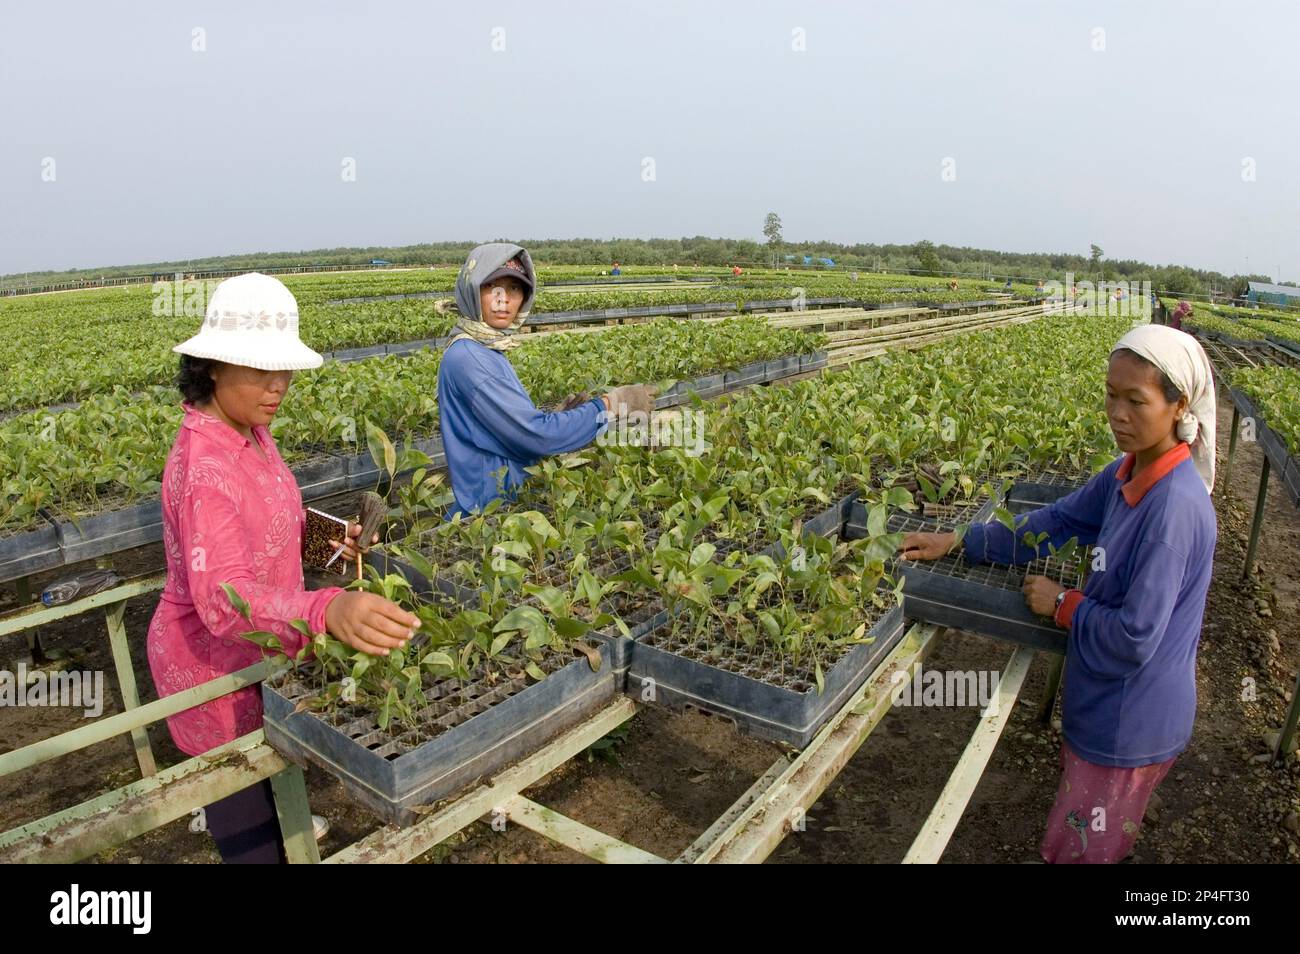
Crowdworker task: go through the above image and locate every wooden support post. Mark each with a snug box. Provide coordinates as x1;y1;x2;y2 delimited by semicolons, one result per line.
1243;457;1270;580
0;733;284;864
903;646;1035;863
271;764;321;864
1273;669;1300;767
1036;652;1064;723
14;576;38;661
501;795;667;864
104;599;157;777
1222;406;1240;498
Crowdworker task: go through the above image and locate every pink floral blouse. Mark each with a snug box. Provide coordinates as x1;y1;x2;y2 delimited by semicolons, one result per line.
147;403;343;756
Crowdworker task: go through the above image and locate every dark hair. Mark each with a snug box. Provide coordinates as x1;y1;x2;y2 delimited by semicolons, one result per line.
1112;348;1183;403
177;355;218;404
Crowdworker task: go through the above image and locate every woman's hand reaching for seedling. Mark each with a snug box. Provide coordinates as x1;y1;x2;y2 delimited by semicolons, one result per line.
899;531;959;561
602;384;658;418
1022;575;1067;617
325;591;421;656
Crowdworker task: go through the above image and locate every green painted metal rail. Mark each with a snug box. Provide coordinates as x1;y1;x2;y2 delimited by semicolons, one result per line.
1;572;166;777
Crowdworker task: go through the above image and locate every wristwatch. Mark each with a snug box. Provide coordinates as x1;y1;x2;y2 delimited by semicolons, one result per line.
1054;589;1068;614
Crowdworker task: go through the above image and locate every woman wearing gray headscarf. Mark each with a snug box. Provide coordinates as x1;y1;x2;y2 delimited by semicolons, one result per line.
436;243;656;516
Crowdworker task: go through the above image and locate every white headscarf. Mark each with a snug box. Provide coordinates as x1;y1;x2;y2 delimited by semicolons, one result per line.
1111;325;1217;494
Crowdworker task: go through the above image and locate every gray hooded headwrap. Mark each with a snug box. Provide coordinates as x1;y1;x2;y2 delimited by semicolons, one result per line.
447;243;537;351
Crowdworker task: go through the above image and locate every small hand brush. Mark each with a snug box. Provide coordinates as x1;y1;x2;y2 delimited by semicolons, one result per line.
353;491;388;581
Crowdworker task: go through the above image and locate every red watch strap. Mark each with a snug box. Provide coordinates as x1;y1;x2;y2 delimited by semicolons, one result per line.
1054;589;1085;629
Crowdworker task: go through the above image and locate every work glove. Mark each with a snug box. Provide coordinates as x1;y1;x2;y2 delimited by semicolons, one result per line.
603;383;658;418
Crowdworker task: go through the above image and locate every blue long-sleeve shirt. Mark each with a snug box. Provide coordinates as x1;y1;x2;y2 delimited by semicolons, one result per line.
962;448;1216;767
437;338;607;517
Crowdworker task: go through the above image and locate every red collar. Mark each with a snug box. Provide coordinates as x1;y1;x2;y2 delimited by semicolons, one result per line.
181;402;268;457
1115;442;1190;506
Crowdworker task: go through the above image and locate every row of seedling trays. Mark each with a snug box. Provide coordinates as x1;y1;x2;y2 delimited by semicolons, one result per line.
264;469;1094;826
0;436;447;584
1228;388;1300;507
1170;328;1300;503
262;491;906;825
0;352;824;585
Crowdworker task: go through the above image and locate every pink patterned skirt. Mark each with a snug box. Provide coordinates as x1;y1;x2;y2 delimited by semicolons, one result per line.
1039;741;1177;864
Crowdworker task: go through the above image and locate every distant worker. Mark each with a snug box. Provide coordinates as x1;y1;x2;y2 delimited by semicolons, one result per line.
948;279;959;292
732;264;743;277
611;262;621;276
1168;300;1192;331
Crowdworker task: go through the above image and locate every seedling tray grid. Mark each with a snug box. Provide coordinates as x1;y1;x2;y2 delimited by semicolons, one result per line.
888;512;1087;593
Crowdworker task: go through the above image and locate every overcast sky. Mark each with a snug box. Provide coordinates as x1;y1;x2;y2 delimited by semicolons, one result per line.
2;0;1295;279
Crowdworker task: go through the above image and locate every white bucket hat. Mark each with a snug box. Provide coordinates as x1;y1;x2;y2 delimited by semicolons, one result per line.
172;272;323;371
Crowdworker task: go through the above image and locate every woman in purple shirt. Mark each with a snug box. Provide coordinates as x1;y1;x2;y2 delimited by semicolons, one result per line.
901;325;1218;863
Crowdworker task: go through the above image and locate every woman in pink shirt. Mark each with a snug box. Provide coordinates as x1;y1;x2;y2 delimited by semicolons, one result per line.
148;273;420;863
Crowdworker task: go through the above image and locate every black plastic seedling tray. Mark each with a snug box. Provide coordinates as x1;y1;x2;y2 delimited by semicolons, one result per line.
332;343;387;362
626;600;904;748
1231;389;1300;508
287;451;352;501
366;548;669;689
845;493;992;536
800;351;828;372
0;515;62;581
656;372;725;407
1267;336;1300;361
888;511;1074;654
723;361;769;390
1286;457;1300;506
263;635;617;827
345;433;446;491
1258;424;1289;473
55;499;164;567
764;354;801;379
654;352;814;410
262;567;620;826
625;494;906;748
1004;471;1091;513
